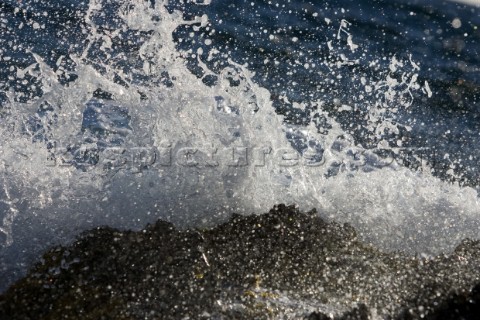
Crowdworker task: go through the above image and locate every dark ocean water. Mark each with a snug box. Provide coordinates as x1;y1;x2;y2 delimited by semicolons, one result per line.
174;0;480;185
0;0;479;293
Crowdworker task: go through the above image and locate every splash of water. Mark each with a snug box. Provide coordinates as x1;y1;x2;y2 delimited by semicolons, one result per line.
0;1;479;291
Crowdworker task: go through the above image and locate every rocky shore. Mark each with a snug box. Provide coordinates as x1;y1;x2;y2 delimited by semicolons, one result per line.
1;205;479;319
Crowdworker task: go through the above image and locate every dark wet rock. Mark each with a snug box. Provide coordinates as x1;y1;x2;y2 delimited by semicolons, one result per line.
396;282;480;320
308;312;333;320
423;283;480;320
0;204;479;319
307;304;369;320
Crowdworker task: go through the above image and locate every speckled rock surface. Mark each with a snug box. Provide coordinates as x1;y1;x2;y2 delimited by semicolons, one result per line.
1;204;479;319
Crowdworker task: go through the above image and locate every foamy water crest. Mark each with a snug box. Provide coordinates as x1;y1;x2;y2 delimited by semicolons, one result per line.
0;0;479;288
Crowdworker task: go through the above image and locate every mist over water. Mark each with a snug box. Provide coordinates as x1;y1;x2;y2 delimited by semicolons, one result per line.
0;0;479;291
